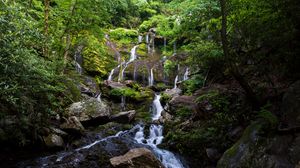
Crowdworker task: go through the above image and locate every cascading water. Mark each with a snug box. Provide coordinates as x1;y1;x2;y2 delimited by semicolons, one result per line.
148;67;154;86
118;45;138;82
138;35;143;43
183;67;189;81
173;75;179;89
134;94;185;168
74;46;84;75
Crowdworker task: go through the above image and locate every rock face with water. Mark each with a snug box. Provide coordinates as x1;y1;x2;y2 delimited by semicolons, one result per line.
66;97;111;126
110;148;165;168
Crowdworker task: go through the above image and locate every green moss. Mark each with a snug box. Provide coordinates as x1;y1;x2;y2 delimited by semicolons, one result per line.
136;43;147;57
196;90;230;113
175;107;192;119
160;92;171;106
110;87;152;102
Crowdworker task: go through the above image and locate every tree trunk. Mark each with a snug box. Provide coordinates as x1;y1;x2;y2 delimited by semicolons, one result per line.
63;0;77;66
219;0;260;109
43;0;50;57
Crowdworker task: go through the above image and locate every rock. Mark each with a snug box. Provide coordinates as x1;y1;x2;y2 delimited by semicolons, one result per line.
60;116;85;135
168;95;199;115
110;148;165;168
206;148;221;162
159;111;173;123
49;127;68;137
104;80;126;89
228;126;244;141
111;110;136;124
281;80;300;129
43;134;64;148
217;121;295;168
163;88;182;98
67;98;111;126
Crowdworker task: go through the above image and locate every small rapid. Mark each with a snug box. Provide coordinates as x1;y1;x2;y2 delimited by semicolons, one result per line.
134;94;185;168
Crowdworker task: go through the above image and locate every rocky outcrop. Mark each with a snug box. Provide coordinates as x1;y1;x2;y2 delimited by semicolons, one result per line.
60;116;85;135
217;121;299;168
110;148;165;168
168;95;199;115
111;110;136;124
280;80;300;130
43;134;64;148
66;98;111;126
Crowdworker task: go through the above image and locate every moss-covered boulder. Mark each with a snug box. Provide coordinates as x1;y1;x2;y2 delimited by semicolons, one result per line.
217;121;297;168
66;98;111;127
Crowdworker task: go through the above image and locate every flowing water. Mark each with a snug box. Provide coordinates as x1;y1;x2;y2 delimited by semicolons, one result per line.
148;67;154;86
183;67;189;81
74;46;84;75
173;75;179;89
134;94;185;168
118;45;139;82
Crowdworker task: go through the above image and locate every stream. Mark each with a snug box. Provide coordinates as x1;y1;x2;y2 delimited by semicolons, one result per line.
18;93;185;168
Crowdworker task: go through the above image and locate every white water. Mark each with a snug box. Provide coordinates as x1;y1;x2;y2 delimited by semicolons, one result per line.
183;67;189;81
148;68;154;86
96;93;101;102
173;75;179;89
146;34;149;44
134;94;185;168
75;62;82;75
152;94;163;120
138;35;143;43
118;45;138;81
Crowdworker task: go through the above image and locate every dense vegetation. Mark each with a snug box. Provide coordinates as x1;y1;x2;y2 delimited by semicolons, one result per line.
0;0;299;167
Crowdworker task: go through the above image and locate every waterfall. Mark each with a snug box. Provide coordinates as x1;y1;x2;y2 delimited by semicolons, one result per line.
146;33;149;44
96;93;101;102
133;64;137;81
138;35;143;43
108;64;121;81
173;75;179;89
74;46;84;75
120;96;126;111
148;68;154;86
134;94;185;168
118;45;138;82
173;41;177;54
129;45;138;62
152;94;163;120
183;67;189;81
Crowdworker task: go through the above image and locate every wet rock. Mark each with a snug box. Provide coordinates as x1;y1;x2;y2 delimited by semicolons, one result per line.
104;80;126;89
67;98;111;127
159;111;173;123
228;126;244;141
163;88;182;99
217;121;295;168
60;116;85;135
110;148;165;168
43;134;64;148
280;80;300;129
168;95;199;115
206;148;221;162
49;127;68;137
111;110;136;124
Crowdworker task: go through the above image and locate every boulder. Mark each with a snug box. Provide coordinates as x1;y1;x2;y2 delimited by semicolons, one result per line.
168;95;199;115
104;80;126;89
206;148;222;162
217;121;296;168
67;98;111;126
60;116;85;135
110;148;165;168
163;88;182;99
159;111;173;123
43;134;64;148
281;80;300;129
111;110;136;124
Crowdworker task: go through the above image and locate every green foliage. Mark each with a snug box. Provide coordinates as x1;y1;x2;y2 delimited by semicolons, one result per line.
257;103;278;129
163;60;177;75
110;87;152;101
196;90;230;113
160;92;171;106
175;107;192;119
0;1;79;146
109;28;138;47
181;74;204;95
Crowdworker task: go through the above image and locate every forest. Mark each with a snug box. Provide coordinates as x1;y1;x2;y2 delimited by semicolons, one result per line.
0;0;299;167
